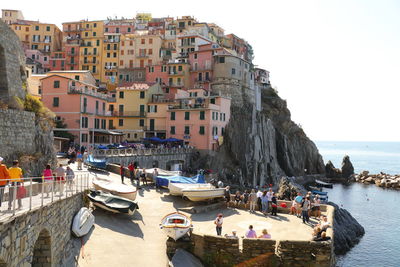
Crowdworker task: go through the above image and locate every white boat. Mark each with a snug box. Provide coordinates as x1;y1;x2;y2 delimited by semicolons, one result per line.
168;183;216;196
92;178;137;201
160;212;192;241
72;207;95;237
144;168;181;181
181;187;226;202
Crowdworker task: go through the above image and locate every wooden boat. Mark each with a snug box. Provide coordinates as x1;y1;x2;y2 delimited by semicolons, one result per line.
85;155;107;169
181;187;225;202
72;207;95;237
92;178;137;201
160;212;192;241
168;183;216;196
315;179;333;188
87;190;139;215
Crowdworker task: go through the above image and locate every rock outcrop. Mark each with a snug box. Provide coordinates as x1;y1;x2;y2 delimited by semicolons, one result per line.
325;161;342;179
328;202;365;255
341;155;354;178
325;156;355;182
355;172;400;189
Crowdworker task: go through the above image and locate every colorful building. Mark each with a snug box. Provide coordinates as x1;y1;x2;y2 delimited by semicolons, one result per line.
49;51;66;71
62;21;81;71
134;35;162;68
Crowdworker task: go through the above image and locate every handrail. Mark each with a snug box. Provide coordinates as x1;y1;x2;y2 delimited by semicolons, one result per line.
92;147;194;157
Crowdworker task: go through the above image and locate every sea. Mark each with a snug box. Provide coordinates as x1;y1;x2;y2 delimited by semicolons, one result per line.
315;141;400;267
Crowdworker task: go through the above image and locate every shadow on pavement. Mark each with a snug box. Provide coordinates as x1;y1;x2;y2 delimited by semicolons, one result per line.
191;208;240;222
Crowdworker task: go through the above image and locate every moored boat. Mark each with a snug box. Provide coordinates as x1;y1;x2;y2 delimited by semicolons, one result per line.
88;190;139;215
85;155;107;169
72;207;95;237
92;178;137;201
181;187;225;202
160;212;192;241
315;179;333;188
168;183;215;196
156;174;205;188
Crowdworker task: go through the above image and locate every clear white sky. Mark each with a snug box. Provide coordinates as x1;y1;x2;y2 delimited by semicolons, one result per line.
5;0;400;141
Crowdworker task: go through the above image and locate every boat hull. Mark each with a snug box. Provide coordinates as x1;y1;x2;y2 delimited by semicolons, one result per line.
72;207;95;237
182;188;225;202
160;212;192;241
92;180;137;201
163;227;191;241
88;190;138;215
168;183;216;196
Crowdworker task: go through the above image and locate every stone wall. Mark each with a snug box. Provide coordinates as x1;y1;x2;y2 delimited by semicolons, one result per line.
0;193;85;266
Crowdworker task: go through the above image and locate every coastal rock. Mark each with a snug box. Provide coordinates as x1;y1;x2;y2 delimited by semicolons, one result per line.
365;177;374;183
328;202;365;255
361;170;369;176
341;155;354;178
325;161;342;179
276;176;305;199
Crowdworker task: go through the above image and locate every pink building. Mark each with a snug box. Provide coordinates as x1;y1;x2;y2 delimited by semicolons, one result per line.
146;64;169;86
165;89;231;150
49;51;66;71
41;71;120;146
25;49;49;73
104;20;135;34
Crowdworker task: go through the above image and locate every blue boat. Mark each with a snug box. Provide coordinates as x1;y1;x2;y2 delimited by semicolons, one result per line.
311;190;328;196
85;155;107;169
156;174;205;188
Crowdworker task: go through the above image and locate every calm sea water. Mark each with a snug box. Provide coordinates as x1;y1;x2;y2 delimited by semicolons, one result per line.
315;141;400;267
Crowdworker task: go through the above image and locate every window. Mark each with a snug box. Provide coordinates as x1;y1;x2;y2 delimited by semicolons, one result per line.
210;98;216;104
96;40;100;46
219;57;225;63
53;97;59;107
109;120;114;129
46;26;50;31
94;23;97;28
184;111;190;120
223;113;226;121
200;111;205;120
105;27;108;32
94;118;99;129
54;81;60;88
178;65;182;71
107;53;110;58
81;117;88;128
113;52;117;58
221;127;225;135
75;75;80;81
35;25;39;31
102;102;105;112
199;126;205;135
184;126;190;135
149;38;153;44
170;126;175;134
114;44;117;50
119;105;124;112
213;126;218;136
141;39;145;44
212;112;214;120
170;112;175;120
93;32;96;37
119;91;124;99
139;119;144;127
148;49;153;55
140;91;145;99
128;27;131;32
81;133;88;143
194;53;197;59
119;119;124;126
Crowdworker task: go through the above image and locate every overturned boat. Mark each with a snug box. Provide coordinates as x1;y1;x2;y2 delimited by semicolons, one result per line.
160;212;192;241
182;187;225;202
72;207;95;237
88;190;139;215
93;178;137;201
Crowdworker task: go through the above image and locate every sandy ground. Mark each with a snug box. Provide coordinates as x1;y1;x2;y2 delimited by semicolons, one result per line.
74;166;316;267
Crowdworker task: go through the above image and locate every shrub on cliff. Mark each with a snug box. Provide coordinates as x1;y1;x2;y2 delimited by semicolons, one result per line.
16;94;55;122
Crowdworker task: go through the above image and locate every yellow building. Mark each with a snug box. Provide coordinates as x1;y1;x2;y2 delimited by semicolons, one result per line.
102;32;120;85
134;35;162;68
146;94;169;139
1;9;24;25
167;61;190;89
25;67;45;99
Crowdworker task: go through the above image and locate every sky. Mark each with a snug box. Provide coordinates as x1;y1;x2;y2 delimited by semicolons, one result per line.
5;0;400;141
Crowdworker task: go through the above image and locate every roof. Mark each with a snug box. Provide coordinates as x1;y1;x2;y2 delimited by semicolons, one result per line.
40;74;97;88
49;70;90;73
117;82;155;90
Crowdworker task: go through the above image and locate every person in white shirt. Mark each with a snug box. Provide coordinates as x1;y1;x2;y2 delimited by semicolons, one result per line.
266;188;274;214
214;213;223;236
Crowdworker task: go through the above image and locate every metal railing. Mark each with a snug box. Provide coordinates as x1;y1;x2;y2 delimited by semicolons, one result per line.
0;174;90;219
92;147;193;157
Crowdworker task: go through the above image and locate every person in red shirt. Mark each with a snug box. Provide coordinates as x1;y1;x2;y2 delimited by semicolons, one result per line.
128;162;135;184
120;164;125;184
0;157;10;208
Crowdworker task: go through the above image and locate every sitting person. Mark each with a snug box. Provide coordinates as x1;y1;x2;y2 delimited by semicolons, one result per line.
312;227;322;240
225;230;239;239
258;229;271;239
313;231;331;242
245;225;257;238
234;191;242;207
319;216;331;231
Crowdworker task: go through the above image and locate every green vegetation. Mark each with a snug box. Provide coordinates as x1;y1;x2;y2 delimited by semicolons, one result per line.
54;118;74;140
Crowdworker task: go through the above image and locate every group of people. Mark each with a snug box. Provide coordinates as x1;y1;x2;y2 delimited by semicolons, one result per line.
312;216;331;241
42;164;75;197
290;192;322;224
120;162;156;188
225;187;279;216
67;146;86;170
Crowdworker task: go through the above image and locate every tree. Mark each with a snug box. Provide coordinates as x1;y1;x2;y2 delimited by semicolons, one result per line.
54;118;74;140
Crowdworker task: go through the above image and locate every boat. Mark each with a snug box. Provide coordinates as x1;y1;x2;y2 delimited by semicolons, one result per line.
315;179;333;188
92;178;137;201
311;190;328;196
85;155;107;169
72;207;95;237
160;212;192;241
87;190;139;215
182;187;225;202
144;168;181;181
309;185;322;191
168;183;215;196
156;174;205;188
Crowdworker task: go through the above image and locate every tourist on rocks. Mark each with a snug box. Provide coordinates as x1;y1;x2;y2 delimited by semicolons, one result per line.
256;189;263;212
312;194;321;218
42;164;54;198
8;160;24;210
295;193;303;218
314;231;331;242
242;190;249;209
0;157;10;208
128;162;135;184
234;191;242;207
258;229;271;239
245;225;257;238
141;168;148;186
65;166;75;192
120;164;125;184
224;186;231;207
225;230;238;239
214;213;223;236
290;199;297;215
266;188;274;213
55;164;66;195
76;152;83;170
312;226;322;240
302;196;311;224
316;216;331;232
271;193;278;216
153;168;159;179
261;191;269;215
249;189;257;212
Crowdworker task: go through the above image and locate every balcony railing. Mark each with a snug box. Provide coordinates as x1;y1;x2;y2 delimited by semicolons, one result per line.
81;51;98;56
104;65;117;70
92;147;194;158
194;78;212;83
136;53;148;58
110;111;146;117
169;71;185;76
80;43;92;47
104;39;120;43
143;126;166;132
67;88;115;102
168;82;184;88
168;102;210;110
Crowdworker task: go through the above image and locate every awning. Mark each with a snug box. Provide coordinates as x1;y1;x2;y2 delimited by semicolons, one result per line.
90;129;124;136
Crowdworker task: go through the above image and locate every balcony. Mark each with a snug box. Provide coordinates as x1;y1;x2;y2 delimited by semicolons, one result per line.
104;65;117;70
143;126;166;132
81;51;98;56
168;71;185;76
136;53;148;58
110;111;146;117
80;43;92;47
168;82;184;88
194;78;212;83
168;102;210;110
104;38;120;43
67;87;115;102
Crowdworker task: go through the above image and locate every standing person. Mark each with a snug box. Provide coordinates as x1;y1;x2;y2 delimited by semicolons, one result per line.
312;195;321;218
245;225;257;238
249;189;257;213
271;193;278;216
141;168;148;186
290;198;297;215
76;152;83;170
266;188;274;214
128;162;135;184
120;164;125;184
224;186;231;207
234;191;242;207
302;196;311;224
65;166;75;192
295;193;303;218
0;157;10;208
214;213;223;236
43;165;53;198
153;168;159;180
261;191;269;215
55;164;66;195
8;160;23;210
256;189;263;212
242;190;249;209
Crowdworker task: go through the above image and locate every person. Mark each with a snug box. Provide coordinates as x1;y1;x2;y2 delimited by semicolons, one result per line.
242;190;249;209
0;157;10;208
8;160;23;210
317;216;331;232
266;188;274;213
271;192;278;216
225;230;238;239
120;164;125;184
217;180;224;188
55;164;66;195
256;189;263;212
234;191;241;207
249;189;257;213
261;191;269;215
295;193;303;218
65;166;75;192
312;227;322;240
43;165;54;198
290;199;297;215
214;213;223;236
302;196;311;224
313;231;331;242
141;168;148;186
76;152;83;170
153;168;159;180
245;225;257;238
312;195;321;218
128;162;135;184
258;229;271;239
224;186;231;207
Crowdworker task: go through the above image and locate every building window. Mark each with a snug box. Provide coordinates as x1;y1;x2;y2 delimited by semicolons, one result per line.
199;126;205;135
139;119;144;127
194;53;197;59
46;26;50;31
109;120;114;129
170;112;175;120
149;38;153;44
219;57;225;63
128;27;131;32
141;39;145;44
220;113;223;121
223;113;226;121
200;111;205;120
105;27;108;32
96;40;100;46
81;133;88;143
53;97;59;107
119;91;124;99
119;119;124;126
75;75;80;81
231;68;236;75
94;23;97;28
184;111;190;120
178;65;182;71
140;91;145;99
93;32;97;37
210;98;215;104
170;126;176;134
54;80;60;88
35;25;39;31
184;126;190;135
221;127;225;135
